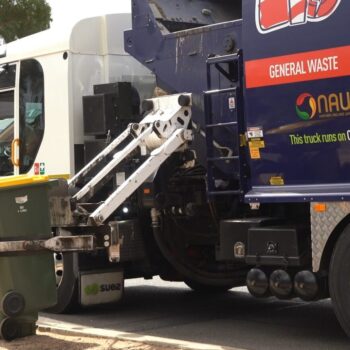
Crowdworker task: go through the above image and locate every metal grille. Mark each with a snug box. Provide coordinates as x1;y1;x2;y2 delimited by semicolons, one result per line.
311;202;350;271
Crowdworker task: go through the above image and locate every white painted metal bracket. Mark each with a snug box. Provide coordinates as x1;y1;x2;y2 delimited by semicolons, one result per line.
89;128;192;225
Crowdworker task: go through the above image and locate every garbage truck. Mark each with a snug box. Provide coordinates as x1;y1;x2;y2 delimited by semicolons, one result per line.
2;0;350;341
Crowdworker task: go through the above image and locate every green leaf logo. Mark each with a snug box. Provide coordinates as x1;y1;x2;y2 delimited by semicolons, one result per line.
85;283;99;296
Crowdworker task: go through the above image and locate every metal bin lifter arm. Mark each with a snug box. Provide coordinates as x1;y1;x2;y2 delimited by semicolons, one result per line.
72;93;193;225
89;128;192;225
68;127;131;189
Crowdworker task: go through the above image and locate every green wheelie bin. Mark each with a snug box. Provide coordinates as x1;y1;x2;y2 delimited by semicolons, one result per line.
0;175;57;341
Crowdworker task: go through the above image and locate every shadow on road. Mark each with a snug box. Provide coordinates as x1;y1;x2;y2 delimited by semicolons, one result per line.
41;281;349;350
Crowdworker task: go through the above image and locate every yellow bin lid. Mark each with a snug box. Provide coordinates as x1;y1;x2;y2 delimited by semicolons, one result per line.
0;175;49;188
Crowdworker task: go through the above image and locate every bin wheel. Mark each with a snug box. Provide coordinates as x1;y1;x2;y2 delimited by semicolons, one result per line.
1;292;25;317
330;224;350;337
46;252;79;314
0;318;19;341
184;279;234;293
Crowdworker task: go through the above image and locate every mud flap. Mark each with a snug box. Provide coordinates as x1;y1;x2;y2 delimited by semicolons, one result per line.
79;269;124;307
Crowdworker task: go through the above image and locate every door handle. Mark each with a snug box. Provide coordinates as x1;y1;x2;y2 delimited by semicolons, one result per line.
11;138;20;167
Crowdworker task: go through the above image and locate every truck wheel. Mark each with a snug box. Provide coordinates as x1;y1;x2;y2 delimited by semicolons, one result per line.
184;279;234;293
46;252;79;314
329;224;350;337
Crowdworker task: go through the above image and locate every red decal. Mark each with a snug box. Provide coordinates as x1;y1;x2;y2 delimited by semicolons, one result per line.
245;45;350;88
308;0;340;18
34;163;40;175
290;1;308;25
259;0;289;30
256;0;341;34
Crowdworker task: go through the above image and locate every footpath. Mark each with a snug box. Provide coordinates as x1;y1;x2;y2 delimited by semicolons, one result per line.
0;323;237;350
0;330;173;350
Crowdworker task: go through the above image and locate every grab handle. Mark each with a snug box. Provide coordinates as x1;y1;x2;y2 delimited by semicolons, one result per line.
11;138;20;167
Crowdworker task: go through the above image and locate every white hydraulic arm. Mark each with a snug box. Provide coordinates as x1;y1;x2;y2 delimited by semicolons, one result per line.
89;128;192;225
72;93;193;225
68;127;131;189
72;125;153;203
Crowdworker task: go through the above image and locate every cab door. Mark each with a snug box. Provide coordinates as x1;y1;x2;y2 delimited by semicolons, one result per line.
17;59;45;175
0;59;45;176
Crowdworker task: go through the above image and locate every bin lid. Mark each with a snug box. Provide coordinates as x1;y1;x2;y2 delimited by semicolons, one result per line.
0;175;49;188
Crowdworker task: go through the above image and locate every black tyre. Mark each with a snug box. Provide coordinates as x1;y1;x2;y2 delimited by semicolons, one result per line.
1;292;25;318
329;224;350;337
46;252;79;314
0;318;19;341
184;279;234;294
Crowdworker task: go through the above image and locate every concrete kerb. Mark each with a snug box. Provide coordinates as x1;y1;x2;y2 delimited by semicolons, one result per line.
37;321;241;350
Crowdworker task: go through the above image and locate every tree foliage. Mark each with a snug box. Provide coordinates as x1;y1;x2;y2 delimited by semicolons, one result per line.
0;0;51;43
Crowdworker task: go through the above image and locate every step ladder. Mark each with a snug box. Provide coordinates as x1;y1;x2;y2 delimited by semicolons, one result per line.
204;52;247;197
68;94;193;225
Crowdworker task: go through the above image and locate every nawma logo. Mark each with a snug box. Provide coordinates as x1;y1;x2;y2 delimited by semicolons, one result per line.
296;90;350;120
296;93;317;120
256;0;342;34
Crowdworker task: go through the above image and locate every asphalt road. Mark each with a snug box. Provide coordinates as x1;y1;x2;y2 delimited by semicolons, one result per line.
40;277;349;350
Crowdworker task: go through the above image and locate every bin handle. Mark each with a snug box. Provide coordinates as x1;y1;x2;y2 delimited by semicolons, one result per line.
11;138;20;167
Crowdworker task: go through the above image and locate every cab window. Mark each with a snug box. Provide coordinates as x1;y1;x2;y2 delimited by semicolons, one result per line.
0;64;15;89
19;59;45;173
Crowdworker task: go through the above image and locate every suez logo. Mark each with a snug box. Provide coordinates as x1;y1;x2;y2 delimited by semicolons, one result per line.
84;283;122;296
296;91;350;120
256;0;341;34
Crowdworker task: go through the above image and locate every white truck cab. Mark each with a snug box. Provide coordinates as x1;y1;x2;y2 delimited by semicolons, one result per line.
0;13;154;178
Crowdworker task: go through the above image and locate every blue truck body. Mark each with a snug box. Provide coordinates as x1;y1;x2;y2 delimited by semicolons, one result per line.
125;0;350;202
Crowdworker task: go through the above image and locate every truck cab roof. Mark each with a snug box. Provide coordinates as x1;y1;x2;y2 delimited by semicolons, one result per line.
0;13;132;64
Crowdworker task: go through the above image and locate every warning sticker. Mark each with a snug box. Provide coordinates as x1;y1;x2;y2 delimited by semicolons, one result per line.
249;140;265;148
250;147;261;159
34;163;40;175
247;127;265;160
40;163;45;175
269;176;285;186
247;127;264;139
228;97;236;110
